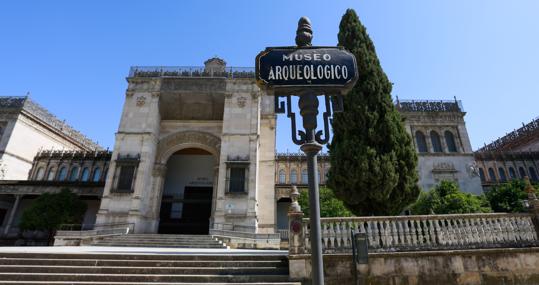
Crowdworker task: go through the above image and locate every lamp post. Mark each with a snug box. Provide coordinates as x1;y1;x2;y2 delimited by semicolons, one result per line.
256;17;357;285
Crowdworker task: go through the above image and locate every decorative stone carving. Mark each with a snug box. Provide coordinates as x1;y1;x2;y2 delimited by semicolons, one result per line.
432;162;457;173
466;162;480;177
136;96;146;107
236;96;247;108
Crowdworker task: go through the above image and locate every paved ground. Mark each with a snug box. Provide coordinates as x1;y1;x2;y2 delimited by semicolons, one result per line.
0;246;288;255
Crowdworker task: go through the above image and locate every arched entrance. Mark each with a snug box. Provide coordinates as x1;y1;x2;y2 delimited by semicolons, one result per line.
158;148;215;234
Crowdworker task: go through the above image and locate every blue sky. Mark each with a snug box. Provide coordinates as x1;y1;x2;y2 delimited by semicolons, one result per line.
1;1;538;152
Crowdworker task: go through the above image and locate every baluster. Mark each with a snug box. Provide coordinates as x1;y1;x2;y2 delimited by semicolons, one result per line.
403;219;411;246
507;217;517;243
335;221;343;251
476;218;486;244
410;219;417;246
433;219;442;246
484;217;495;244
461;218;471;245
371;221;380;249
325;222;332;251
396;220;405;247
391;220;398;247
470;218;479;244
421;219;430;246
447;219;455;246
416;219;424;246
304;223;310;253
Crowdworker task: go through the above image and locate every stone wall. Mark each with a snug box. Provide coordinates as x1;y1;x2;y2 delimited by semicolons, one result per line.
290;248;539;285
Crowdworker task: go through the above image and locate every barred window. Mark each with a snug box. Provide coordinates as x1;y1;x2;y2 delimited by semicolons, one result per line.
508;167;517;180
58;167;68;181
290;169;298;184
113;154;140;193
229;167;246;193
92;168;101;182
498;167;507;182
81;168;90;182
278;169;286;184
69;167;79;181
444;131;457;153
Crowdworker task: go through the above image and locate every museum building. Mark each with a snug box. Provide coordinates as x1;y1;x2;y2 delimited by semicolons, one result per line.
0;58;536;238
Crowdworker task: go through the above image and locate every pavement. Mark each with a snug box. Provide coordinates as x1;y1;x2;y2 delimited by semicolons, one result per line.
0;246;288;255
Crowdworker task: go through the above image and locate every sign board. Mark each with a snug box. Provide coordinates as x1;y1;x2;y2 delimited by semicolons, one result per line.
256;46;358;94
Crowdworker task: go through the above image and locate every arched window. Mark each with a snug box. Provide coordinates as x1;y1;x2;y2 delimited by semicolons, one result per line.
92;168;101;182
69;167;79;181
46;168;56;181
415;131;428;153
479;168;485;182
278;169;286;184
301;169;308;184
290;169;297;184
508;167;517;180
488;168;496;182
58;167;68;181
81;168;90;182
444;131;457;152
529;167;538;181
430;131;443;152
498;167;507;182
35;167;45;180
519;167;527;179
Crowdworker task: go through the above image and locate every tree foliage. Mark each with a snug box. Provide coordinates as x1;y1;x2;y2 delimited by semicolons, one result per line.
327;9;420;216
19;188;87;231
410;181;491;215
298;187;353;218
485;179;538;213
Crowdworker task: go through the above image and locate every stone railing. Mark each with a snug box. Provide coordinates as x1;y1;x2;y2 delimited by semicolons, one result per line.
289;213;539;254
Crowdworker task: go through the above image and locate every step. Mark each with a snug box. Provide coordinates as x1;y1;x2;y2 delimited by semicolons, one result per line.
0;253;288;261
2;281;301;285
0;265;289;275
0;258;287;267
90;243;227;248
92;240;223;245
0;273;293;283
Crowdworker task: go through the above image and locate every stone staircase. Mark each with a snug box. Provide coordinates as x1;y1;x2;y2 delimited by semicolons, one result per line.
0;251;300;284
91;234;228;248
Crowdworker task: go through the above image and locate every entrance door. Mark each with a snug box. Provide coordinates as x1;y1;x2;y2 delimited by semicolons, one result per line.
159;187;212;234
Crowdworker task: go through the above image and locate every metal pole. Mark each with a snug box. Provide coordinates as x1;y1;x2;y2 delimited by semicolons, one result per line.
298;93;325;285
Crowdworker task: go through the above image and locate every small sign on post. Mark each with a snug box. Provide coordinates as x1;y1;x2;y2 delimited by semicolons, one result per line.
256;47;357;94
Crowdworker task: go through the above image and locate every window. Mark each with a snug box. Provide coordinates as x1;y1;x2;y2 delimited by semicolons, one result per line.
226;164;248;193
58;167;68;181
488;168;496;182
508;167;516;180
35;167;45;180
92;168;101;182
46;168;56;181
519;167;527;179
278;169;286;184
444;131;457;153
529;167;538;181
69;167;79;181
113;154;140;193
415;131;428;153
301;169;308;184
479;168;485;182
498;167;507;182
430;131;443;153
290;169;297;184
117;165;136;191
81;168;90;182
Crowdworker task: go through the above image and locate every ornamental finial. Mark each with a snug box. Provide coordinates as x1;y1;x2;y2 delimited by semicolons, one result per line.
295;17;312;47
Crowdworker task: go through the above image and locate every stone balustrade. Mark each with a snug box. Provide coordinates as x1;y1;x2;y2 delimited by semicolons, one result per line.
292;213;538;254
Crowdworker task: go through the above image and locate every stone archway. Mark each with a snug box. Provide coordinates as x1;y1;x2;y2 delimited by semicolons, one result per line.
150;131;221;234
156;131;221;165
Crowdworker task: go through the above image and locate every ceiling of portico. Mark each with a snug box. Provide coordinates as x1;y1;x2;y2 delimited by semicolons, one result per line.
159;92;224;121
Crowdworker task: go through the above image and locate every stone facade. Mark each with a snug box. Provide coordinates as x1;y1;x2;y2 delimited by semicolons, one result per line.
96;59;277;234
474;117;539;188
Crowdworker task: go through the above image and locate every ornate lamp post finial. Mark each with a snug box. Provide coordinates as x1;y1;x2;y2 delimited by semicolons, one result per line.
296;17;313;47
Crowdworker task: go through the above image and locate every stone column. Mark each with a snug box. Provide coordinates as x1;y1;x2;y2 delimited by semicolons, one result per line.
3;194;22;236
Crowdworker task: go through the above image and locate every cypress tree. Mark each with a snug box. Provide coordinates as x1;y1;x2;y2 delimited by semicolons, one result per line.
327;9;420;216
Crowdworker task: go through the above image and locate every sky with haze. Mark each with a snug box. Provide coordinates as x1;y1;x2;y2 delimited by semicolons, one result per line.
1;1;538;152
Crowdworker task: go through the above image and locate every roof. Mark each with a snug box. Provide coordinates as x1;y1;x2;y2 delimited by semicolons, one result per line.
0;96;102;150
477;116;539;152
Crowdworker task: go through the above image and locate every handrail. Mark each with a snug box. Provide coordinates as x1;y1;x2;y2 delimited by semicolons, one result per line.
59;222;135;233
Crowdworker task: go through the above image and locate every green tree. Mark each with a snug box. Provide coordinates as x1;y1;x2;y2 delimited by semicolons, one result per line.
328;9;420;216
298;187;353;218
20;188;87;237
485;179;539;213
410;181;491;215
